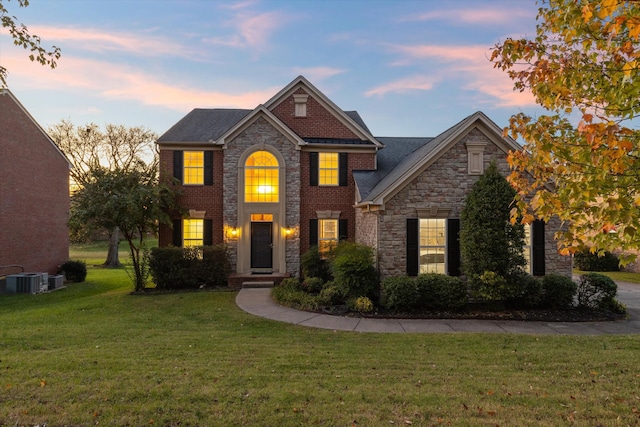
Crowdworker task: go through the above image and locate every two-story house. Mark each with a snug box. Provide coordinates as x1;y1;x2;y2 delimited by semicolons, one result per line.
156;76;571;287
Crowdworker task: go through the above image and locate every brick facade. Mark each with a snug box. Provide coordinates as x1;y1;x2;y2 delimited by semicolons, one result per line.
0;90;69;275
156;76;573;286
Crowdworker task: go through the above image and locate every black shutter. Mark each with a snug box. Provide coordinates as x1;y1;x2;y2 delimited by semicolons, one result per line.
172;219;182;247
203;219;213;246
309;152;319;186
447;219;461;276
173;151;183;184
204;151;213;186
309;219;318;247
407;218;419;276
339;219;348;241
532;220;546;276
339;153;348;186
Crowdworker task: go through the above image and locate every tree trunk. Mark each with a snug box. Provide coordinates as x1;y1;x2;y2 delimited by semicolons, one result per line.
104;227;121;267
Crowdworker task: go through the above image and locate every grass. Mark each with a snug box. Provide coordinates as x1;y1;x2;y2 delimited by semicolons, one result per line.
1;247;640;425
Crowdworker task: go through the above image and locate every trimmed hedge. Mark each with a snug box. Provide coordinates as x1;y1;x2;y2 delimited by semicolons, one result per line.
416;273;467;311
540;274;577;309
380;276;418;312
149;245;231;290
574;250;620;272
577;273;618;310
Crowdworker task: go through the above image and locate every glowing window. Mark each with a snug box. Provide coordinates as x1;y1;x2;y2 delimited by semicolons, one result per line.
183;219;204;247
245;151;279;203
419;218;446;274
318;219;338;257
184;151;204;185
319;152;338;186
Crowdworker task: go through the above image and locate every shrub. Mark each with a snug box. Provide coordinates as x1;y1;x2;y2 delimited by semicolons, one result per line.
272;279;319;311
505;271;542;309
540;274;577;309
354;296;374;314
317;281;346;306
301;246;332;282
331;242;379;300
471;271;509;301
574;250;620;272
301;277;325;294
149;245;231;290
415;273;467;310
577;273;618;310
460;162;527;283
380;276;418;312
61;260;87;283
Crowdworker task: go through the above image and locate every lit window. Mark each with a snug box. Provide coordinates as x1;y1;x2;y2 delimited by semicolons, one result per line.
318;219;338;257
183;219;204;247
419;218;446;274
245;151;279;203
184;151;204;185
319;152;338;186
523;224;532;274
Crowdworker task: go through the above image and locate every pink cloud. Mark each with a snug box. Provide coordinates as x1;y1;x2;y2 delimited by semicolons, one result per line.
406;8;531;25
367;42;536;107
364;76;439;97
204;11;293;51
28;25;199;59
2;50;276;110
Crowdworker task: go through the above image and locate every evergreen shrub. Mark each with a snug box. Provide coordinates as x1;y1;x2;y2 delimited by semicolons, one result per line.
380;276;418;312
540;274;576;309
576;273;618;310
331;242;379;300
574;250;620;272
415;273;467;310
61;260;87;283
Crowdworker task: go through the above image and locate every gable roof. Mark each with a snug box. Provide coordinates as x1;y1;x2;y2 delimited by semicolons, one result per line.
354;111;521;206
156;77;378;148
0;89;70;165
264;75;382;147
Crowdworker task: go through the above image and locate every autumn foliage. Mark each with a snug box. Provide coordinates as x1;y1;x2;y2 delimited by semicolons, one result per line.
491;0;640;264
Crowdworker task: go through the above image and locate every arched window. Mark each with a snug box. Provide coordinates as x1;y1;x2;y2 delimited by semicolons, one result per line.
245;151;279;203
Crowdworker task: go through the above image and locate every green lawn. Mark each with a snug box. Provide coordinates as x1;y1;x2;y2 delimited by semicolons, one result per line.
1;248;639;425
574;269;640;284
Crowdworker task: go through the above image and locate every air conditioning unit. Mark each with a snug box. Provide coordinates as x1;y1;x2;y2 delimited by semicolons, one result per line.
48;274;64;290
6;274;42;294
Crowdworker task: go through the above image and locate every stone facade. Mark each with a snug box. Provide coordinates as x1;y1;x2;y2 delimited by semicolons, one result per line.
368;127;572;279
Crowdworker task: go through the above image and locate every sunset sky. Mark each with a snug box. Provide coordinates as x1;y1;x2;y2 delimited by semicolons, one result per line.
1;0;543;138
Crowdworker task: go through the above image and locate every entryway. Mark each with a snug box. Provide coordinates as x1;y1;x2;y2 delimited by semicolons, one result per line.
250;221;272;270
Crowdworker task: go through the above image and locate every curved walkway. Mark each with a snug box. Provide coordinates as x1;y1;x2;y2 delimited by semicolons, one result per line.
236;281;640;335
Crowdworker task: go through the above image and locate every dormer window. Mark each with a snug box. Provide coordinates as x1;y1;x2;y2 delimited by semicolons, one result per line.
293;94;309;117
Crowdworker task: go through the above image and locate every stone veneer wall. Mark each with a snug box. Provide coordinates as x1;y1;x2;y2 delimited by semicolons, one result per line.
223;116;301;276
375;128;572;279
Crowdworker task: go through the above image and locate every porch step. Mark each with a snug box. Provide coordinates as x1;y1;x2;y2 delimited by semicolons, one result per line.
241;281;275;289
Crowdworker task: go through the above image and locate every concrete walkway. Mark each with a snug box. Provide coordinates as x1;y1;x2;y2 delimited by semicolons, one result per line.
236;281;640;335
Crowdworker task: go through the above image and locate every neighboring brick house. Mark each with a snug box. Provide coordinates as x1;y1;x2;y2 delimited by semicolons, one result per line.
156;76;571;286
0;89;70;276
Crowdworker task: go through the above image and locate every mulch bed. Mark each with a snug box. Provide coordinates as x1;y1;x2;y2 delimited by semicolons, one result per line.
352;306;626;322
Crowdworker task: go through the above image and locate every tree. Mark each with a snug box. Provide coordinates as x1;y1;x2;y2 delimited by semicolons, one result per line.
72;164;178;291
460;162;526;300
1;0;61;87
49;120;157;267
491;0;640;264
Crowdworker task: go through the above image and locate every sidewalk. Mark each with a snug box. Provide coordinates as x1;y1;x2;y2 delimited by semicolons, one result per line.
235;281;640;335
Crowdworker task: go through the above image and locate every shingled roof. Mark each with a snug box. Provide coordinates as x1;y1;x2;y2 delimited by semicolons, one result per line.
157;108;372;145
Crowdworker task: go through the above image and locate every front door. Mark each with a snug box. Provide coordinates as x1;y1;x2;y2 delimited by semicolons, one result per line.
251;222;273;269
